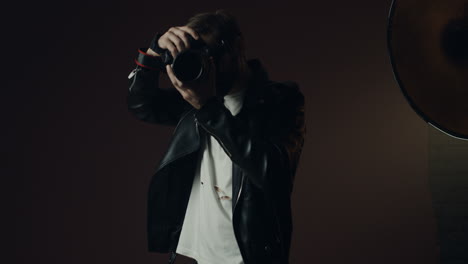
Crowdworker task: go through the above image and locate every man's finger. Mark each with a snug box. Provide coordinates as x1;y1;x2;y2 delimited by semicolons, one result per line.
178;26;199;40
166;31;185;53
166;65;184;89
170;28;191;49
166;41;179;58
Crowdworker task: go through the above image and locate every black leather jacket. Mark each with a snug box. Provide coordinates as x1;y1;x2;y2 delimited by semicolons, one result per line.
127;58;306;264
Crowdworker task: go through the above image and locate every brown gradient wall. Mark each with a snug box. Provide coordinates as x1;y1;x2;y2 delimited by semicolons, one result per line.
4;0;437;263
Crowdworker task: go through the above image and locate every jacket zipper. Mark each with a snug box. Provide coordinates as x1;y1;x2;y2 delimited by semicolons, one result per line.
127;66;141;80
234;173;244;211
233;171;245;261
194;116;232;158
127;66;142;92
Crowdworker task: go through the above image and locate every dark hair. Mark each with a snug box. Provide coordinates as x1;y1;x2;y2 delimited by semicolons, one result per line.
186;10;248;80
186;9;242;49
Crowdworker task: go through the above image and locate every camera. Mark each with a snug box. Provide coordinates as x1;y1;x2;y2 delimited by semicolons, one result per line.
151;33;228;83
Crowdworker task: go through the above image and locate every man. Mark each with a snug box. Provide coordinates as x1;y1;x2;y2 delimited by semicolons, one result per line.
127;10;306;264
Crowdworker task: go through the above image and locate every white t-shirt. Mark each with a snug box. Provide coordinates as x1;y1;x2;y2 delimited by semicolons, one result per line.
175;87;246;264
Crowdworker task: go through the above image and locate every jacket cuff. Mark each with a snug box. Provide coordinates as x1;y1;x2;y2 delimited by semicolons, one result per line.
135;47;164;71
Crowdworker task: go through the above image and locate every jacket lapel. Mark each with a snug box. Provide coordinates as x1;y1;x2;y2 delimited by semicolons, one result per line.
155;109;201;172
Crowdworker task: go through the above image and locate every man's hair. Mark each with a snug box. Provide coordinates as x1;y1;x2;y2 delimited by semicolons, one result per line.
186;10;248;80
186;10;243;51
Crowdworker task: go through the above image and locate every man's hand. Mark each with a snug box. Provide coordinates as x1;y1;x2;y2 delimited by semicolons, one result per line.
146;26;200;58
146;26;216;110
166;57;217;110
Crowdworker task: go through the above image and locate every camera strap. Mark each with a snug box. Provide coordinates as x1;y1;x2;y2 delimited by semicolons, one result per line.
134;48;165;71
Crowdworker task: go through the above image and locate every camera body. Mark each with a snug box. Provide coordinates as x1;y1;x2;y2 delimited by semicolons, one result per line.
152;33;227;83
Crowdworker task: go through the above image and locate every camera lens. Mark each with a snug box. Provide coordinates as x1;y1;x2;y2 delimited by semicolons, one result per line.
173;50;206;82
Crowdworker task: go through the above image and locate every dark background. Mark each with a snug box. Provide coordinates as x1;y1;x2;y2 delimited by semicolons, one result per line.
4;0;438;263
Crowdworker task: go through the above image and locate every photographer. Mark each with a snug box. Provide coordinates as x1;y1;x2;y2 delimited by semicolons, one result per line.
127;10;306;264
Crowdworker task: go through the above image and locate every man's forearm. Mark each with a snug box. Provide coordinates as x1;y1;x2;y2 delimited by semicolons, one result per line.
127;62;191;126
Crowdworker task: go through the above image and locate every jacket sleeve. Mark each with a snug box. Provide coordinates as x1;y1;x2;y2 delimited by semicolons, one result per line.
193;81;306;195
127;64;192;126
